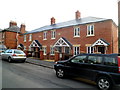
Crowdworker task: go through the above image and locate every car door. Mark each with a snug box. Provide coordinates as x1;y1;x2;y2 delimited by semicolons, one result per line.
85;55;103;80
65;54;88;77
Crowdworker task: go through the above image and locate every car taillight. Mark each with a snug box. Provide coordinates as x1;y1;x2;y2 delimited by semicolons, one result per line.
118;56;120;73
12;54;16;56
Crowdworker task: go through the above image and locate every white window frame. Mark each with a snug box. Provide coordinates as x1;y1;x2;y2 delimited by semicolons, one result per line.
74;27;80;37
50;46;55;55
2;33;5;38
24;46;26;50
43;31;47;40
43;46;47;55
29;34;32;41
87;25;94;36
87;46;94;53
28;46;32;51
24;35;26;42
51;30;56;39
74;46;80;55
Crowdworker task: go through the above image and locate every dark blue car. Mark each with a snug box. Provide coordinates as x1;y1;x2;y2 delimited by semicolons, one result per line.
54;54;120;90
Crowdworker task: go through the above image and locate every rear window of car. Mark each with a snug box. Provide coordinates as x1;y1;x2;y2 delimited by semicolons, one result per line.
104;56;117;66
14;50;24;54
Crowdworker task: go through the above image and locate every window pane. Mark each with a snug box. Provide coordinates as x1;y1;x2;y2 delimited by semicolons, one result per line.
50;47;54;55
14;50;24;54
65;47;69;54
74;47;80;55
78;28;80;35
104;57;117;66
88;56;96;64
71;56;87;63
91;25;94;35
77;47;79;54
88;56;103;64
91;47;94;53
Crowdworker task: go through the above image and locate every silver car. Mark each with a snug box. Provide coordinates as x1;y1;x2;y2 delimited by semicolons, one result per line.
1;49;26;63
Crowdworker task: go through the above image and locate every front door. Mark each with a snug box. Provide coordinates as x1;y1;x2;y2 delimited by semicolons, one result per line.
98;46;105;54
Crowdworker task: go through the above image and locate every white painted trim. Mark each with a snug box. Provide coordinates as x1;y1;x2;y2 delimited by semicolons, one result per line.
29;40;40;48
92;39;108;46
53;37;70;47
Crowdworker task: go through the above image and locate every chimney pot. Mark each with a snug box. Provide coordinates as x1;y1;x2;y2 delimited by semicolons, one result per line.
20;24;26;33
51;17;55;25
9;21;17;27
75;10;81;20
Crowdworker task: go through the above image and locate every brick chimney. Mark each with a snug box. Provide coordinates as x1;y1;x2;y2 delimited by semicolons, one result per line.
75;10;81;20
9;21;17;27
51;17;55;25
20;23;26;34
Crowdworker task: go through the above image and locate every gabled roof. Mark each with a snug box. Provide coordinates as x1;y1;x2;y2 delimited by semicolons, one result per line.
30;40;42;48
53;37;72;47
25;16;111;34
4;25;20;33
92;38;110;46
17;44;24;48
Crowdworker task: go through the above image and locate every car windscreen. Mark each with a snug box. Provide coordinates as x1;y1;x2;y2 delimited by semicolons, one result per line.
14;50;24;54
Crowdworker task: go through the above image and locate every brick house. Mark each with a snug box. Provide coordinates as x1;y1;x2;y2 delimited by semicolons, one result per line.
0;21;26;49
18;11;118;61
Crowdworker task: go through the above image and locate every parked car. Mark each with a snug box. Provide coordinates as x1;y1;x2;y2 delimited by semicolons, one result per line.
54;53;120;90
1;49;26;63
0;49;5;56
0;45;7;56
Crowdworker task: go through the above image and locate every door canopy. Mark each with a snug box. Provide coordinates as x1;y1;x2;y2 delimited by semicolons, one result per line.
92;38;110;47
17;44;24;49
53;37;72;47
30;40;42;48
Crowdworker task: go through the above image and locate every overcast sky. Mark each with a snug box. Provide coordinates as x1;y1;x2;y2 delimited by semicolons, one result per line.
0;0;118;31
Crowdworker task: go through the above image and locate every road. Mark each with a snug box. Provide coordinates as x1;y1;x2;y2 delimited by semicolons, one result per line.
1;57;119;89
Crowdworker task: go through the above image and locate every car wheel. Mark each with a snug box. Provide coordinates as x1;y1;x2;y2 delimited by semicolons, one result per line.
8;57;12;63
56;68;65;78
96;77;113;90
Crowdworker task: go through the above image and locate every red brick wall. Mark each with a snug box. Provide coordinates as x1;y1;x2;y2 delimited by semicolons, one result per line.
112;22;118;53
5;31;17;49
18;20;118;59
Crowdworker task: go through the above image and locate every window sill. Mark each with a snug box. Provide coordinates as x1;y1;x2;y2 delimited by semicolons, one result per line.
43;39;47;40
86;35;95;37
51;38;55;40
74;36;80;38
50;54;55;56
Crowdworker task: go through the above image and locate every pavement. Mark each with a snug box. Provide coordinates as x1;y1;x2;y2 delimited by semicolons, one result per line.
26;57;55;69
